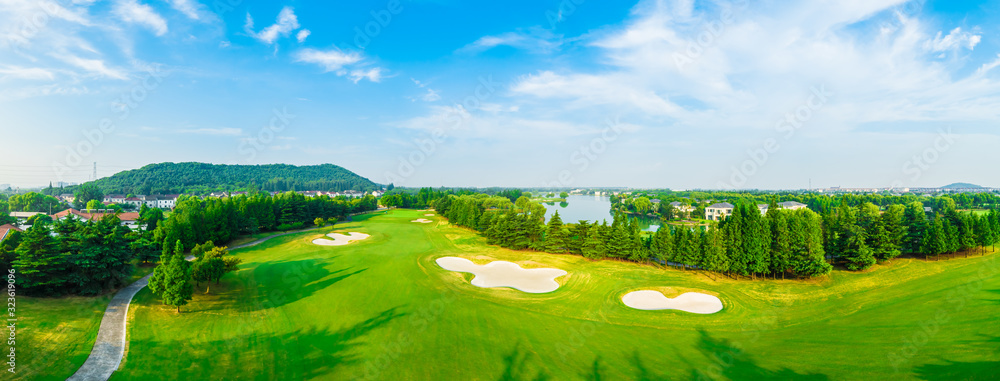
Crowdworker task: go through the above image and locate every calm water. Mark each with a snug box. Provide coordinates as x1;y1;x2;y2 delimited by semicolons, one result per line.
541;195;661;232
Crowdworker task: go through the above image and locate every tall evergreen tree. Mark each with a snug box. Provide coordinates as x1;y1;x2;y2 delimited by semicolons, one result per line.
699;227;728;276
544;211;569;253
582;222;608;260
13;223;67;294
789;209;832;277
148;240;194;312
650;225;675;264
974;214;994;255
767;209;792;278
901;202;928;255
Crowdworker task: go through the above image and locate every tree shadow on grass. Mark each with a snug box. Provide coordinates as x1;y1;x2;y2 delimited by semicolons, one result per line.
278;307;406;380
688;328;830;380
913;357;1000;381
581;351;670;380
497;343;551;381
914;293;999;380
582;356;604;381
123;307;405;380
242;258;367;311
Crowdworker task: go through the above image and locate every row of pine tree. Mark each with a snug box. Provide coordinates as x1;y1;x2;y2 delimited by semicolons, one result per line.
433;194;1000;279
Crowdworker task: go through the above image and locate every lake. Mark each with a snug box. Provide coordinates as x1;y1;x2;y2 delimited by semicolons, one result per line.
541;195;661;232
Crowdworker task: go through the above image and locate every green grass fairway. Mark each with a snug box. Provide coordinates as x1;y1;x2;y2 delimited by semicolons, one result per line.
15;261;155;380
96;210;1000;379
16;295;111;380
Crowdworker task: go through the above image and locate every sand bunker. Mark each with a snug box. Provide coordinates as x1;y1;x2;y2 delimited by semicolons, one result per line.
312;232;370;246
436;257;567;293
622;290;723;314
412;218;433;223
424;214;434;216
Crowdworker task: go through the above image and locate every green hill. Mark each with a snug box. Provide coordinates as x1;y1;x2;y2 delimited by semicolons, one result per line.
72;162;380;195
941;182;984;189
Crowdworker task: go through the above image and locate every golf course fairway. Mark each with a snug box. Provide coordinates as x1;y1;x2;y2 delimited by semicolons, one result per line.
22;209;1000;380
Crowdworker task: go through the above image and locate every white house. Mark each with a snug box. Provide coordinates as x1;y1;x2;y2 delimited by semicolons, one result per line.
104;194;127;203
778;201;808;210
706;203;734;221
668;201;695;213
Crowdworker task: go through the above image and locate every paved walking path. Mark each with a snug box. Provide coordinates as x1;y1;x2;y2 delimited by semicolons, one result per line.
65;223;336;380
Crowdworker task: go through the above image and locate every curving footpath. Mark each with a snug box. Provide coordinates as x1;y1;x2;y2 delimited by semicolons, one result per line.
66;226;326;381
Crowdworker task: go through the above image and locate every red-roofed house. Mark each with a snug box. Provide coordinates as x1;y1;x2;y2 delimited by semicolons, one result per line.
52;209;143;230
0;224;22;243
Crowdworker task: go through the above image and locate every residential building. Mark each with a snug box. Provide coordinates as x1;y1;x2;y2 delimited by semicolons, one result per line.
668;201;695;213
10;212;44;224
104;194;127;203
52;209;143;230
706;202;734;221
778;201;808;210
123;197;145;208
0;224;21;243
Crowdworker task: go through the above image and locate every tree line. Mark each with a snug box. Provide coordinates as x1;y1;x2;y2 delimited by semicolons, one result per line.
1;215;139;295
432;194;1000;279
1;191;377;296
153;192;377;258
612;191;1000;222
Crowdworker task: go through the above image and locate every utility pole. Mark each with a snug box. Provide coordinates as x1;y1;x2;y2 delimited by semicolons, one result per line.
93;162;97;181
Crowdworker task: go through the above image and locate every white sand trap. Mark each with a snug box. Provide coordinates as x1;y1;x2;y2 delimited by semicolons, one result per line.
424;214;434;216
622;290;723;314
412;218;433;223
436;257;567;293
312;232;370;246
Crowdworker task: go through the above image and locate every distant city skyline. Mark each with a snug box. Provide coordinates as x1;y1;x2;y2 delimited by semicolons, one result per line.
2;0;999;189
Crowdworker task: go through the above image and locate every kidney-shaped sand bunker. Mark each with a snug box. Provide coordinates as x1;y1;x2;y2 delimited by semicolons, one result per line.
312;232;370;246
622;290;723;314
436;257;567;293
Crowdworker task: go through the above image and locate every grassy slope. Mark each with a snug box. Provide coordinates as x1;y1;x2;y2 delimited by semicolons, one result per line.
17;296;110;380
94;209;1000;380
16;262;155;381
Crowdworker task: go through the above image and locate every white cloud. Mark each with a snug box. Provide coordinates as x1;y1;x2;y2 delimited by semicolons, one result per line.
349;67;383;83
294;48;362;71
926;27;981;52
391;0;1000;188
296;29;311;43
420;88;440;102
459;27;562;54
294;47;384;83
113;0;168;36
176;127;243;136
55;54;128;80
245;6;300;45
167;0;205;20
0;66;56;81
977;54;1000;76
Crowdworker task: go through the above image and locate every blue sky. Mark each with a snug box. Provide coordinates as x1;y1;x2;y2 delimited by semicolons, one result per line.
1;0;999;189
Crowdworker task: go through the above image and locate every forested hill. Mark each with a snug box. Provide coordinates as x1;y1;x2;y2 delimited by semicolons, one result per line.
941;182;984;189
72;162;380;195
